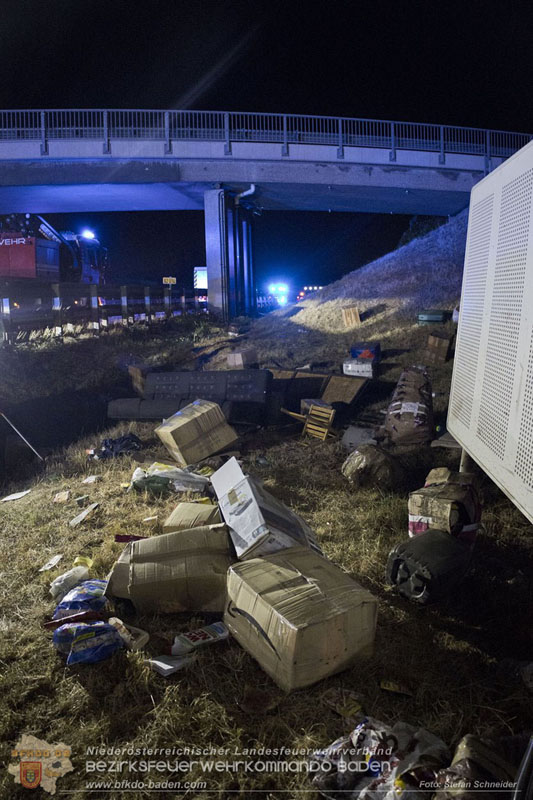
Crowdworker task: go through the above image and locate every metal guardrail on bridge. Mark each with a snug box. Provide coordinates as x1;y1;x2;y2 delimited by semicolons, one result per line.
0;109;531;161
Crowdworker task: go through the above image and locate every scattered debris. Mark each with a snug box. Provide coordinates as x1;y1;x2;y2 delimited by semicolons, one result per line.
52;579;108;620
380;680;413;697
436;734;524;800
50;566;90;600
75;494;90;507
88;433;142;461
146;653;197;677
82;475;102;485
53;490;70;503
342;443;404;491
73;555;93;569
341;306;361;327
224;546;377;691
171;621;229;656
417;308;452;325
1;489;31;502
321;687;364;720
211;457;322;559
39;554;63;572
343;341;381;378
114;533;147;543
142;515;158;525
0;409;44;461
53;621;123;665
108;617;149;650
69;502;99;528
312;716;449;798
130;462;210;495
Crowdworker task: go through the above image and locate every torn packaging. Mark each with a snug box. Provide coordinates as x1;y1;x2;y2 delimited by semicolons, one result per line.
106;525;234;613
224;546;377;692
211;457;322;560
155;400;238;467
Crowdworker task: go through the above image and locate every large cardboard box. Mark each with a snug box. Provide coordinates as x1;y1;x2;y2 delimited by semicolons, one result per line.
211;457;322;559
424;332;452;364
106;525;234;613
224;546;378;691
155;399;238;466
163;502;221;533
408;468;481;538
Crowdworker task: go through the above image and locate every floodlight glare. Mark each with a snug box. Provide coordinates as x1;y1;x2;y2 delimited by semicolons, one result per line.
278;295;288;306
81;229;95;240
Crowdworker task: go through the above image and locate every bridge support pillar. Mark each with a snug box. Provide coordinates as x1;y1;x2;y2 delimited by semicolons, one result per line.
204;189;255;321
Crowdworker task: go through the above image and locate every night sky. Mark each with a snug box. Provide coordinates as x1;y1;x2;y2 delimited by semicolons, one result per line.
2;0;533;287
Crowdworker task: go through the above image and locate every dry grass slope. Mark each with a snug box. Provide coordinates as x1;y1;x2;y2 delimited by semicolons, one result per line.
1;211;532;799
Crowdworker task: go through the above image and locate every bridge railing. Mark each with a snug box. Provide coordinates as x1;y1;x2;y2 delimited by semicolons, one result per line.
0;109;530;158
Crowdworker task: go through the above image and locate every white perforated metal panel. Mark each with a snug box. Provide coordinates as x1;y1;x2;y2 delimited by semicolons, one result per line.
448;139;533;524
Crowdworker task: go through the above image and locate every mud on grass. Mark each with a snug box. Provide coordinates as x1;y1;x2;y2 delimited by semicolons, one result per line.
1;415;532;799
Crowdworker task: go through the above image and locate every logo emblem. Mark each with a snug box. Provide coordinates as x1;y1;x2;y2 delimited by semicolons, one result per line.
20;761;42;789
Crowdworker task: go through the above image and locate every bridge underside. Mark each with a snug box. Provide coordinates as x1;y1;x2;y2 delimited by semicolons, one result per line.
0;180;470;216
0;156;479;319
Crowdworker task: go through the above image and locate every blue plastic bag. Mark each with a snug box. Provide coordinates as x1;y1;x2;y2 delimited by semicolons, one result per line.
53;622;123;665
52;579;108;620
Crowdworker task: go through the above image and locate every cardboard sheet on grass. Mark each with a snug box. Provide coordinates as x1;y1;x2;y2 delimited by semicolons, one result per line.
106;525;234;613
211;457;322;559
155;399;238;466
224;546;377;691
163;501;221;533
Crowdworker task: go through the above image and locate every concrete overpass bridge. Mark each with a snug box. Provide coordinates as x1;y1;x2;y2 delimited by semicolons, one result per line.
0;109;530;317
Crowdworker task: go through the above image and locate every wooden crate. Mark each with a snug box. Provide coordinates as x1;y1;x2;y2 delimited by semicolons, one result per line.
303;404;336;441
342;306;361;327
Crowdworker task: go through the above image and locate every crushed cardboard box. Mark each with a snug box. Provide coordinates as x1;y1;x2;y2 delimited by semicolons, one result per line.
408;468;481;538
224;546;378;691
155;399;238;467
105;524;235;613
211;457;322;560
163;501;221;533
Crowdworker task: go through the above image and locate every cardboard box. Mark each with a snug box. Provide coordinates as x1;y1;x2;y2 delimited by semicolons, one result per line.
106;525;234;613
163;502;221;533
227;348;258;369
155;400;238;467
224;546;378;691
408;468;481;537
342;306;361;327
350;342;381;361
211;457;322;560
424;333;452;364
343;359;375;378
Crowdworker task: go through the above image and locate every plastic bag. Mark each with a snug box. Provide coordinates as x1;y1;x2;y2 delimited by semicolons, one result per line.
89;433;142;460
312;715;449;800
52;579;108;620
130;463;210;495
53;621;123;665
49;566;89;600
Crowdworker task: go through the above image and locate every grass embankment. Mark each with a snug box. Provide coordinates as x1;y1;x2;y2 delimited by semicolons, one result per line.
1;211;532;799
